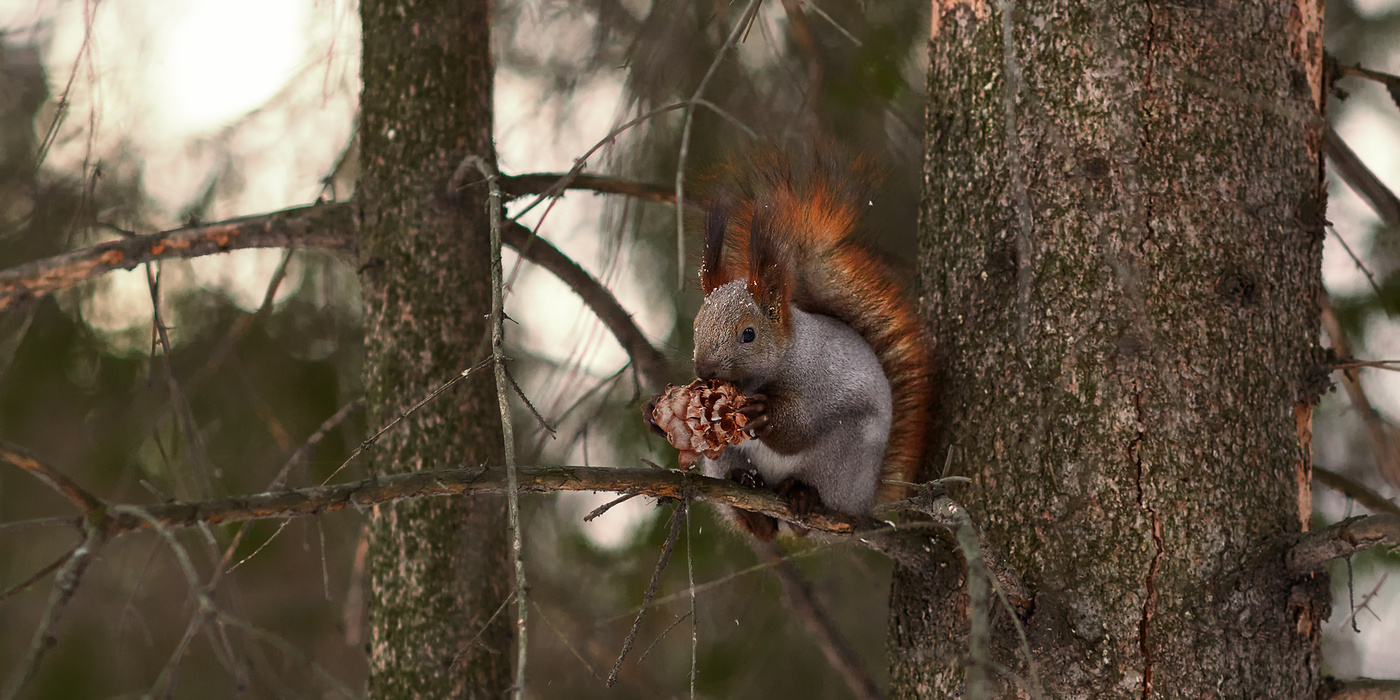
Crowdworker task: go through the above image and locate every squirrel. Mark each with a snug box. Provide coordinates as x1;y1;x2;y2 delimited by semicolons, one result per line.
669;150;932;540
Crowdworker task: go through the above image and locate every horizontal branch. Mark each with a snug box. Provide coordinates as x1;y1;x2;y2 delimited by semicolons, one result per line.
0;204;355;312
0;201;675;390
1286;514;1400;574
3;448;965;581
501;173;677;205
104;465;875;537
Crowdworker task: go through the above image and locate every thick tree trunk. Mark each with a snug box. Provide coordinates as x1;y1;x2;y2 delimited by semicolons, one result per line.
893;0;1329;697
359;0;510;697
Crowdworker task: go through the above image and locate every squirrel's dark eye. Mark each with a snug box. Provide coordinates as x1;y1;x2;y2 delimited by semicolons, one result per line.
740;327;756;343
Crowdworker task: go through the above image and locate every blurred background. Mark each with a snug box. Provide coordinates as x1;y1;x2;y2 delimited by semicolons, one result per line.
0;0;1395;697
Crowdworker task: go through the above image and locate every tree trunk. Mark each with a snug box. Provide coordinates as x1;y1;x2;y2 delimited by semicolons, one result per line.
893;0;1329;697
359;0;510;697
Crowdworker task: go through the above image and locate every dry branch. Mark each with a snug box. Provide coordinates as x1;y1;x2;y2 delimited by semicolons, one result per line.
1287;514;1400;575
0;204;354;312
501;173;677;204
1324;127;1400;231
0;443;105;514
0;201;674;391
750;539;882;700
1314;466;1400;518
97;465;871;537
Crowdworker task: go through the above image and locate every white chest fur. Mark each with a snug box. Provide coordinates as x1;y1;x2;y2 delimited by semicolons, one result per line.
733;439;803;483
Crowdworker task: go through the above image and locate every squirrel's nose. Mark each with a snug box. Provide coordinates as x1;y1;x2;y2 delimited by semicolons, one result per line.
694;358;717;380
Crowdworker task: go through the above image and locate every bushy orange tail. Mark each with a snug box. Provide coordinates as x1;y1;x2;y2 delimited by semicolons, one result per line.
702;149;932;498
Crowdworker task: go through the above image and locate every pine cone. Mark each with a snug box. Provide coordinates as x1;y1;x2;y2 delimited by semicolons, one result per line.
645;379;752;469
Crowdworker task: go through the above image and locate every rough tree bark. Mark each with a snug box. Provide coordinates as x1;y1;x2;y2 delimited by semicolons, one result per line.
893;0;1329;697
359;0;511;697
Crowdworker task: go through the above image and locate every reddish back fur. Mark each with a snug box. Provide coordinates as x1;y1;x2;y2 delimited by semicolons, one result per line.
699;149;931;500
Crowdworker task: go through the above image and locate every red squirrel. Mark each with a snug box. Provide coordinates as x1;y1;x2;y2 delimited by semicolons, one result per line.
680;150;931;539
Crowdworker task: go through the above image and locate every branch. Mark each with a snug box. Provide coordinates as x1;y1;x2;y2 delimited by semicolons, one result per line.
0;203;675;392
750;539;882;700
1314;466;1400;518
501;222;673;390
1;521;104;700
1325;126;1400;230
101;465;872;537
0;203;355;312
0;442;105;515
500;173;677;205
1321;301;1400;487
1286;514;1400;575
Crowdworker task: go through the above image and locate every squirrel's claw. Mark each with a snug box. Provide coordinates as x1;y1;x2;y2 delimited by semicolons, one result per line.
738;394;769;438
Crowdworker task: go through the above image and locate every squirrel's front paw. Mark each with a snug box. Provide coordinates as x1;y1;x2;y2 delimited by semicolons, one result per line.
737;394;769;438
774;477;823;518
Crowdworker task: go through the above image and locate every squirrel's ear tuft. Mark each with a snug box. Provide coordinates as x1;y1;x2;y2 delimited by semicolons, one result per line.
747;204;791;329
701;200;731;294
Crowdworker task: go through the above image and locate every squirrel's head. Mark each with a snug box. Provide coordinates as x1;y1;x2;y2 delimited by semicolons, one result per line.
693;199;791;389
693;280;789;387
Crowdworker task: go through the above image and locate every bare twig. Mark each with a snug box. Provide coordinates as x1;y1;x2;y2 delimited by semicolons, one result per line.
1286;514;1400;574
462;154;530;700
1327;226;1394;314
1345;571;1390;629
895;481;992;698
685;506;697;700
638;610;692;663
749;539;882;700
1322;300;1400;487
98;465;876;538
505;366;555;437
218;397;366;575
1331;359;1400;372
320;358;493;484
217;611;357;699
675;0;764;287
608;501;686;687
531;599;604;682
500;173;677;204
0;546;78;608
1314;466;1400;517
1;521;104;700
0;517;80;534
190;246;298;388
146;262;216;499
585;492;641;521
0;442;105;514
